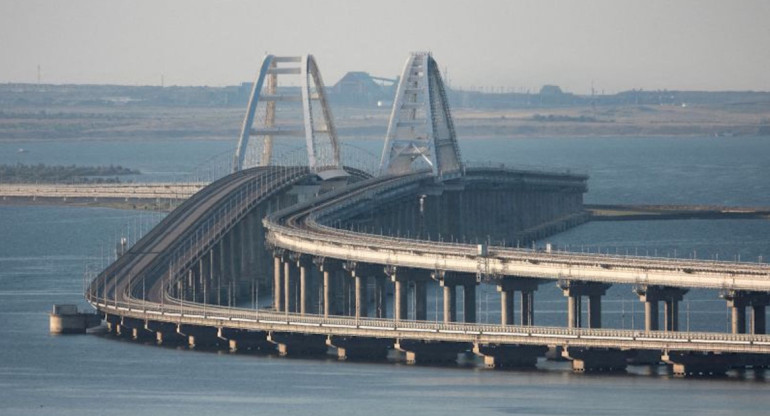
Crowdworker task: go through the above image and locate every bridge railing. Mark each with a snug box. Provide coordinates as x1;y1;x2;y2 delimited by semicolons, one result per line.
87;292;770;347
261;168;770;282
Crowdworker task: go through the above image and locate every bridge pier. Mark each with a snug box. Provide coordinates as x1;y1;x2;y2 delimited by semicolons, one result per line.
663;352;735;376
217;328;271;352
344;262;372;319
720;290;770;334
145;321;185;345
635;285;689;331
116;317;153;341
442;284;457;323
435;271;476;323
497;278;543;326
297;256;312;315
273;253;284;312
395;340;470;365
562;347;629;373
387;266;409;321
283;255;300;313
267;332;327;357
473;343;546;369
559;280;610;329
355;274;368;319
179;324;221;349
327;336;391;361
315;258;340;318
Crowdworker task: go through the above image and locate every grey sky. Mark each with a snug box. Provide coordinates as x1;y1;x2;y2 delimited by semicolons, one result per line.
1;0;768;93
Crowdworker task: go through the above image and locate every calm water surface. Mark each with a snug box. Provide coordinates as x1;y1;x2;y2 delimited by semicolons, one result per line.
2;136;770;415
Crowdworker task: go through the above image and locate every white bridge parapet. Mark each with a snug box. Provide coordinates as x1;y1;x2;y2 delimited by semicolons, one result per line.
265;170;770;293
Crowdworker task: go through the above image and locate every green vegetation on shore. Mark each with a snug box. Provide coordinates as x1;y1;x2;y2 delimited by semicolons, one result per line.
0;163;140;184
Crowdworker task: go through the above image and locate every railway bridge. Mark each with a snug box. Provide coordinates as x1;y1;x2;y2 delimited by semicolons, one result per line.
86;52;770;377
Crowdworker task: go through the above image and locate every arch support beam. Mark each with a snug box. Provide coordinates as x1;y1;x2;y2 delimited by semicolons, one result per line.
379;52;463;181
234;54;345;179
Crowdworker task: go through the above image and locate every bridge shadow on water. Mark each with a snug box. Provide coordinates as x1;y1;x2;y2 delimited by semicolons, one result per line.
92;329;770;382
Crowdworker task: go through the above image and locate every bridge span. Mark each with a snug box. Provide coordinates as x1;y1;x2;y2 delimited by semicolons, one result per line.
86;163;770;376
84;52;770;377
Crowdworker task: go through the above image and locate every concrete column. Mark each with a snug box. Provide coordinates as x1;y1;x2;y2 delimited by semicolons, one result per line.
464;283;476;323
374;276;387;318
273;256;283;312
355;275;367;319
283;260;293;313
588;294;602;328
394;279;407;321
721;290;769;335
299;262;308;315
567;295;581;328
323;270;332;318
664;299;679;331
521;290;534;326
499;288;514;326
341;273;351;315
731;305;747;334
414;280;427;321
644;300;659;331
561;281;610;329
753;305;766;334
443;285;457;323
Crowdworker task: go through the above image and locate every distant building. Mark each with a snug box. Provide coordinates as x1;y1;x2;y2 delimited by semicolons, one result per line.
330;72;396;107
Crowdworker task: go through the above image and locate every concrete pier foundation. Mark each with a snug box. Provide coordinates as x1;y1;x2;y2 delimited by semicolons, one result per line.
178;325;221;349
49;305;101;334
267;332;327;357
473;344;547;369
217;328;271;352
562;347;629;372
327;336;392;361
395;340;470;365
663;352;735;376
145;321;185;345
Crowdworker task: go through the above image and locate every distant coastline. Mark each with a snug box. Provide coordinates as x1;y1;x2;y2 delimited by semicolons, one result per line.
0;83;768;141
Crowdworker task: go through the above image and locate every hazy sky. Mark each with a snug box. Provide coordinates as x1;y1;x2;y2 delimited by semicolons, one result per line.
1;0;768;93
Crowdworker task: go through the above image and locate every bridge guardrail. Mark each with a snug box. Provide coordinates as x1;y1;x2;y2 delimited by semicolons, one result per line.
86;292;770;351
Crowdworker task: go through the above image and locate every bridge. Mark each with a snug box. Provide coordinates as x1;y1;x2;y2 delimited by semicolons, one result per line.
85;52;770;377
0;183;203;203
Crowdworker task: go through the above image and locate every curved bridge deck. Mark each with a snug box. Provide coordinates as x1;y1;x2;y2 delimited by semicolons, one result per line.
88;166;770;375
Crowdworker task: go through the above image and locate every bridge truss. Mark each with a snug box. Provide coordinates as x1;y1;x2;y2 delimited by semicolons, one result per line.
379;52;464;181
234;55;345;179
